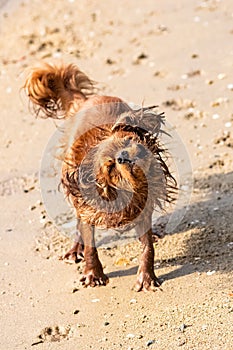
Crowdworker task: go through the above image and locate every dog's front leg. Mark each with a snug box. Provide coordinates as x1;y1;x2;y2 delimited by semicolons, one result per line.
134;217;161;292
79;222;109;287
63;220;84;262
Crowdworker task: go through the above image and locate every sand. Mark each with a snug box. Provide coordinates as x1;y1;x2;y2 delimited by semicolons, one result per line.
0;0;232;349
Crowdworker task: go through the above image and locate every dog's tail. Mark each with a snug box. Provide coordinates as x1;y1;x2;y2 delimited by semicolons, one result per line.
23;62;95;119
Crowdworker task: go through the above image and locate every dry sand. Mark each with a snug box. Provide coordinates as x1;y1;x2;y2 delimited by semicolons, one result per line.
0;0;233;349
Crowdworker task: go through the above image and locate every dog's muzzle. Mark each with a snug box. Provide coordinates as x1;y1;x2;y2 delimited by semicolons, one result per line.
117;150;132;164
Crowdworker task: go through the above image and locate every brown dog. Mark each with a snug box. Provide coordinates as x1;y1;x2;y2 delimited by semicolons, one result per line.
24;62;176;291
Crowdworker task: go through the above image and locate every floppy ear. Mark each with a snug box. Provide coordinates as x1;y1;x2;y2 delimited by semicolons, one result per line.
112;106;165;138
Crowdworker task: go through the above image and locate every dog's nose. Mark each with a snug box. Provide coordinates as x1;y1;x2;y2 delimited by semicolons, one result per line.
117;150;130;164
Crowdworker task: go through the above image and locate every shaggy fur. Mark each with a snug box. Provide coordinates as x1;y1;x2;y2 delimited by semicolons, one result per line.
24;62;176;291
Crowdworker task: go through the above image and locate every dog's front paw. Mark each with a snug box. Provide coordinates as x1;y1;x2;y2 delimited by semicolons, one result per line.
62;242;84;263
80;267;109;287
134;270;161;292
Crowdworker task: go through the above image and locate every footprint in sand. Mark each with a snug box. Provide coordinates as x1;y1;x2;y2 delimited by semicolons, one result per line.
32;325;74;346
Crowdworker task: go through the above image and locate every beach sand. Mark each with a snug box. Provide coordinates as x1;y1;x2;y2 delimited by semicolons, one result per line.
0;1;232;349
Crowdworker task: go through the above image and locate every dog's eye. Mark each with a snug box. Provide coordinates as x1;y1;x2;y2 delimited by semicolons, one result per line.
104;159;114;166
124;115;131;124
47;75;55;89
137;144;147;158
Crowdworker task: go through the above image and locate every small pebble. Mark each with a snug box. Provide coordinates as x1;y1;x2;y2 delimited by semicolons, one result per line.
146;339;155;346
91;298;100;303
106;58;115;65
227;83;233;90
207;270;216;276
211;97;229;107
181;74;188;80
212;114;220;120
73;309;79;315
104;321;110;326
179;324;187;332
126;333;135;339
217;73;226;80
40;215;46;223
129;298;137;304
137;52;148;60
178;339;186;346
225;122;232;128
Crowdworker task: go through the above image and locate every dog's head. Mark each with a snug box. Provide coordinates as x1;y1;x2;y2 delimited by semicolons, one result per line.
64;106;176;228
75;107;173;208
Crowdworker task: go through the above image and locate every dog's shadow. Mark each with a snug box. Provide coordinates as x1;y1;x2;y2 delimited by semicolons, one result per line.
107;171;233;282
108;264;197;283
108;266;138;279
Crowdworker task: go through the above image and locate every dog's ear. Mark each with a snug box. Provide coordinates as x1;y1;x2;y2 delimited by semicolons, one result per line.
112;106;166;138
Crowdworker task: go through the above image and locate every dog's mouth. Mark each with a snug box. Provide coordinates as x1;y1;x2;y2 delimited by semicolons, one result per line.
111;150;151;193
116;143;148;166
116;157;140;179
117;155;132;165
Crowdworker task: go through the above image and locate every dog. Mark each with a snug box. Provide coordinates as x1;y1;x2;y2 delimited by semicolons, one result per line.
24;62;176;291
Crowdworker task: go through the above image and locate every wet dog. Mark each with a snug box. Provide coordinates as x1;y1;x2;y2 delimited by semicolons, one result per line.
24;62;176;291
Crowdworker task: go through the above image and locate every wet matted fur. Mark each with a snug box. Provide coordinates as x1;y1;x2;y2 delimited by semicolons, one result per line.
24;62;177;291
